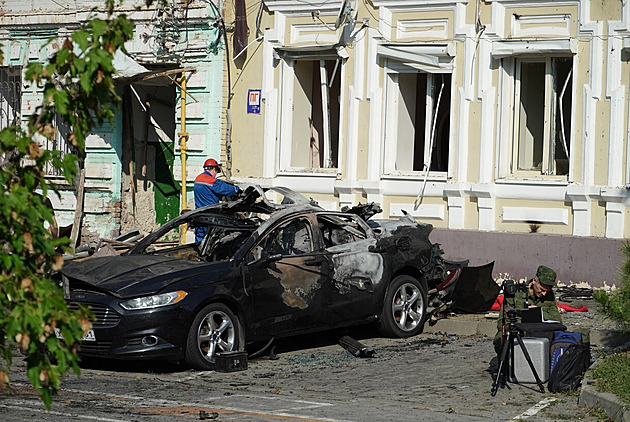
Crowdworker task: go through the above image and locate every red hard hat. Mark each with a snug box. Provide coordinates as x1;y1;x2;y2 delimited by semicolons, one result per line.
203;158;220;168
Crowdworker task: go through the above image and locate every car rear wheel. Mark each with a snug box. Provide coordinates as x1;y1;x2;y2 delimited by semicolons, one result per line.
185;303;241;370
378;275;427;338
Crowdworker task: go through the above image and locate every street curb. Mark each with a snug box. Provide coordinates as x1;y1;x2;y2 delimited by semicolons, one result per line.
425;316;630;348
579;378;630;422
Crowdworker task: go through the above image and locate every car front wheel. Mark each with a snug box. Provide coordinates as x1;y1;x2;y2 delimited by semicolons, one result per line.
185;303;241;370
378;275;427;338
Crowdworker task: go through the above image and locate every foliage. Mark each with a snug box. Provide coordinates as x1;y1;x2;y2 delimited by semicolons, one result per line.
590;351;630;405
0;0;133;408
594;241;630;334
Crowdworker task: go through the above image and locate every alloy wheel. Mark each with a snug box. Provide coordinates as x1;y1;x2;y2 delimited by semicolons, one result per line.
197;309;236;362
391;282;424;332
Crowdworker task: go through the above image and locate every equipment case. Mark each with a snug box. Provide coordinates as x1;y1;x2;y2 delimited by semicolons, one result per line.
510;337;550;383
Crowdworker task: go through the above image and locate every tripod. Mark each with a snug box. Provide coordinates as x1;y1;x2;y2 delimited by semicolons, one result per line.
491;309;545;396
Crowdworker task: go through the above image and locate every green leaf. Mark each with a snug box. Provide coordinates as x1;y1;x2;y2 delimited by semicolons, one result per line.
90;19;108;39
55;48;70;67
52;90;69;115
71;30;90;51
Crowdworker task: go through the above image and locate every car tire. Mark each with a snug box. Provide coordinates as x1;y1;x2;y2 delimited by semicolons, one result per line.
185;303;241;370
378;275;427;338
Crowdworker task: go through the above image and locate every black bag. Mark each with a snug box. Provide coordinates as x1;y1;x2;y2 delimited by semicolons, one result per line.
550;331;583;373
547;343;591;393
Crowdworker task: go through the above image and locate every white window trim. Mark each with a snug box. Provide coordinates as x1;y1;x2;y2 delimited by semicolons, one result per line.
276;52;346;175
496;52;576;181
378;44;454;179
492;40;576;58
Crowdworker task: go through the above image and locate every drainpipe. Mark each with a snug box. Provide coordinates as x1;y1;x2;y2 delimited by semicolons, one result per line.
179;73;189;244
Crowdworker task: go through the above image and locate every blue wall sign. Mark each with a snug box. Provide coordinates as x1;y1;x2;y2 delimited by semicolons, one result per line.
247;89;261;114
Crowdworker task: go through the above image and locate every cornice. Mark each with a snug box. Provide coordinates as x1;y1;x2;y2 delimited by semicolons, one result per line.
370;0;467;7
263;0;342;14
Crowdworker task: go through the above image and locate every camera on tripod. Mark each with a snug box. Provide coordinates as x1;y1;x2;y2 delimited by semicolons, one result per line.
492;281;550;396
502;279;527;297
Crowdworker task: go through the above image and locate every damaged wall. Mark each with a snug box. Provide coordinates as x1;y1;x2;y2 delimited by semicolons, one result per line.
1;0;229;245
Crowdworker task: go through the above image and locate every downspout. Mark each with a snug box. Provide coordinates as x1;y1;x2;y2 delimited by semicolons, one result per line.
179;73;189;244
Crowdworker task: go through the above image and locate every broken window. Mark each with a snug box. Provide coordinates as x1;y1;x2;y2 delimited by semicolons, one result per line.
143;219;254;262
384;72;451;174
254;218;313;259
0;66;21;130
513;57;572;176
286;58;341;169
317;214;367;248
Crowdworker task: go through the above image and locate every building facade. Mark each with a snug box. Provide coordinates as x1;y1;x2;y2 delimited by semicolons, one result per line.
226;0;630;286
0;0;227;243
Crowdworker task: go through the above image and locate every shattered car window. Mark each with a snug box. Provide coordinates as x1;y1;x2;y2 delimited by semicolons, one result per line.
250;218;313;260
144;219;255;262
200;228;253;262
145;222;199;259
317;214;367;247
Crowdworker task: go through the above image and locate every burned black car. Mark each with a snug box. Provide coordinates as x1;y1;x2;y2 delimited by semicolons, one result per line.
60;186;496;369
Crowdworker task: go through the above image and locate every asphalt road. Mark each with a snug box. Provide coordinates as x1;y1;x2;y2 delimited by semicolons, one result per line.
0;326;604;422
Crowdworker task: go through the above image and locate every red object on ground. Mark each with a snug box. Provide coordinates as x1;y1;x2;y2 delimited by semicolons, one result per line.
489;295;588;312
557;303;588;312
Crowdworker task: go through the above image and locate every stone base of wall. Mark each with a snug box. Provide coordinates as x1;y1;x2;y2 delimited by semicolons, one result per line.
430;229;624;288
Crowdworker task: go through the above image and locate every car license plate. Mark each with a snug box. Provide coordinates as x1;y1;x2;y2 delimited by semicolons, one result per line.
55;328;96;342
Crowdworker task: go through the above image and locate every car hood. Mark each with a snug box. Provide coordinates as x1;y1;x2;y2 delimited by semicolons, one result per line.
61;255;224;298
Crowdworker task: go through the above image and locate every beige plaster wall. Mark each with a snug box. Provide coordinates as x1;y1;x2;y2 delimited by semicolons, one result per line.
467;102;482;183
226;7;273;179
590;0;621;21
591;200;607;237
463;196;480;230
594;101;612;187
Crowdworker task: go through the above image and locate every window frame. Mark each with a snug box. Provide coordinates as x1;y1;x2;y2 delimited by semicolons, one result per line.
382;67;453;177
252;216;315;259
378;44;455;180
43;112;77;178
0;66;22;130
277;52;345;174
498;55;574;180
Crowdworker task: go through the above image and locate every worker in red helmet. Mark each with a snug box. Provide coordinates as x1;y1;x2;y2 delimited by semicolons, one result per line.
193;158;240;242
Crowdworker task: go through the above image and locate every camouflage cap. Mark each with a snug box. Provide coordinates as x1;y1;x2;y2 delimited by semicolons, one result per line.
536;265;557;287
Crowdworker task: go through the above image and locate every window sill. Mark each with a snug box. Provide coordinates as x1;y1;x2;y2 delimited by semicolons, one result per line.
381;172;448;182
496;177;569;186
277;169;339;178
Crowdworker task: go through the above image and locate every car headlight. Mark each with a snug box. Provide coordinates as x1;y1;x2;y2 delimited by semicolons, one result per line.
120;291;188;310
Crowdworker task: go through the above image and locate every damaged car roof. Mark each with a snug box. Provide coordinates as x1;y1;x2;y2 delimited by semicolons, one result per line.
127;185;323;255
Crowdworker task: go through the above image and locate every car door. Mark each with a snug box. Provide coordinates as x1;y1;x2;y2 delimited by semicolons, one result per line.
244;215;332;338
316;213;386;325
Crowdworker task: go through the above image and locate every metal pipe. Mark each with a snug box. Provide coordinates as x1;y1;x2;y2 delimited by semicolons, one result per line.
179;73;189;245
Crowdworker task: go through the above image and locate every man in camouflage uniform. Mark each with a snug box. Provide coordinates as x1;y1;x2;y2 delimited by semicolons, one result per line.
493;265;562;355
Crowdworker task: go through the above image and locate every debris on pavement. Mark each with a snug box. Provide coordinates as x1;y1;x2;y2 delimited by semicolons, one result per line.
339;335;376;358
